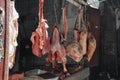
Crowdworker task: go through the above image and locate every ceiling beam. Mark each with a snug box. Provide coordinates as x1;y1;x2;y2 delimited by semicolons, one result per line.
66;0;88;7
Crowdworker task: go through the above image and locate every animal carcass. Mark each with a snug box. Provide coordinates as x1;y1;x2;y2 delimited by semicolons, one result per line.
9;0;19;69
66;8;87;63
46;8;69;79
30;0;50;57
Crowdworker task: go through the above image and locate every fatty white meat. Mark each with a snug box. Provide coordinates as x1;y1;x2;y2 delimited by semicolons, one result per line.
9;0;19;69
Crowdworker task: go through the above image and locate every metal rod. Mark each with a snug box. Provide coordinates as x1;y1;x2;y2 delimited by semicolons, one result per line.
66;0;81;7
3;0;10;80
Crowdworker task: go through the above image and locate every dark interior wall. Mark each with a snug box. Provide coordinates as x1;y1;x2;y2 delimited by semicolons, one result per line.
15;0;38;39
100;3;118;77
89;2;120;80
116;8;120;76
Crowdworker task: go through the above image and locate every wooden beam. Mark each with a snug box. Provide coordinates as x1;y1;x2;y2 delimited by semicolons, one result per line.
66;0;88;7
66;0;81;7
74;0;88;6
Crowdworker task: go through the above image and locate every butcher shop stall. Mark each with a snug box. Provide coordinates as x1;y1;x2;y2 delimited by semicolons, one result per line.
0;0;120;80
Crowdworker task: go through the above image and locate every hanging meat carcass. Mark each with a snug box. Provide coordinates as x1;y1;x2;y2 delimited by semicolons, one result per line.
9;0;19;69
30;0;50;57
46;7;70;78
46;25;70;79
47;26;67;69
66;28;83;62
66;8;87;63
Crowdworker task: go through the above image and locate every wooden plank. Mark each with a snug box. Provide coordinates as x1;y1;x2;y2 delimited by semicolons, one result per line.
66;0;87;7
66;0;81;7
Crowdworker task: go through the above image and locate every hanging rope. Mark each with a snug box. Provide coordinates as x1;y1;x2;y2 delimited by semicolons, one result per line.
54;1;58;24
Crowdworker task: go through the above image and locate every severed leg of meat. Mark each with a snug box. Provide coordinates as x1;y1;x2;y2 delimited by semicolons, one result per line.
56;45;67;72
86;33;96;62
30;32;42;57
73;28;79;42
79;26;87;56
62;7;68;41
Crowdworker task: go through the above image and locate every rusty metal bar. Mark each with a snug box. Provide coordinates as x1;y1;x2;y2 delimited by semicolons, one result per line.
3;0;10;80
0;0;6;80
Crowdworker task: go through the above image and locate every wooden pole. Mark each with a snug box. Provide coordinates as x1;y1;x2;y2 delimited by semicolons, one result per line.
3;0;10;80
66;0;88;7
0;0;6;80
66;0;80;7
